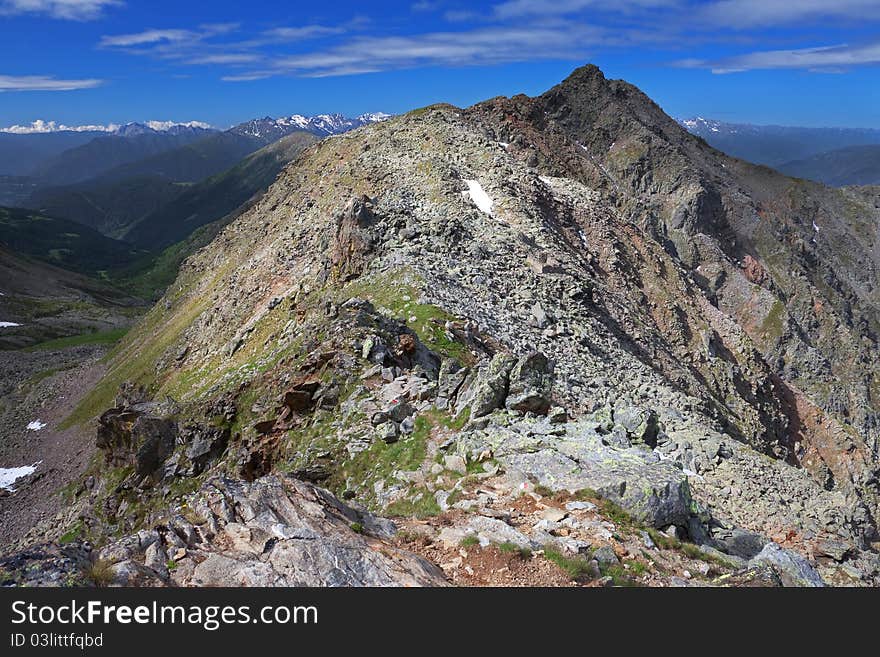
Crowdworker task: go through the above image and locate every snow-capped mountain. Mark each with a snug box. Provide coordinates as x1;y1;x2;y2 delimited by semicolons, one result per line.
1;120;213;136
112;121;214;137
231;112;391;143
677;116;729;135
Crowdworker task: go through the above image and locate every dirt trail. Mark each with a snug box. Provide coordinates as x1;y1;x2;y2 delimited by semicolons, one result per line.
0;346;107;549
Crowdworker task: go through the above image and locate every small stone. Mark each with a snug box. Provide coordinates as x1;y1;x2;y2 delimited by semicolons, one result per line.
378;421;399;444
444;455;467;475
593;545;619;568
565;501;596;512
539;508;567;523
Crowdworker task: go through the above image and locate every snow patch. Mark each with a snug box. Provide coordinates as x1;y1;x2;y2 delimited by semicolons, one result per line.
812;220;820;233
27;420;46;431
0;462;40;491
463;179;493;215
0;322;21;328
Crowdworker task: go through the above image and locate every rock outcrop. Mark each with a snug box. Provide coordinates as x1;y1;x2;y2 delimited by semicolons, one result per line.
95;475;446;587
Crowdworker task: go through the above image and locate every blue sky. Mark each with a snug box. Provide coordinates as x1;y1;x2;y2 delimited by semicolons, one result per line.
1;0;879;130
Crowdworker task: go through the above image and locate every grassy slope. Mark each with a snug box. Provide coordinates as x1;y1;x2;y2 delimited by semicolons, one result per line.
0;206;143;277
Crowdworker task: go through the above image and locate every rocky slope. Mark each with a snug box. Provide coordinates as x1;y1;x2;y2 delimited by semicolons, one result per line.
3;65;879;587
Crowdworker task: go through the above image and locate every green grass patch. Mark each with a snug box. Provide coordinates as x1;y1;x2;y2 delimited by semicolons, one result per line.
498;542;532;559
385;490;441;519
339;269;472;363
599;563;639;587
58;520;85;545
543;547;594;582
460;535;480;547
25;328;129;352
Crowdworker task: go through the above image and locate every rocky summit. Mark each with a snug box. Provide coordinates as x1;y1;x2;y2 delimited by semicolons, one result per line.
3;65;879;588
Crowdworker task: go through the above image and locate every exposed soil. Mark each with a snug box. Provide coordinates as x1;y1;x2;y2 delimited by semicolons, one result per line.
0;345;107;549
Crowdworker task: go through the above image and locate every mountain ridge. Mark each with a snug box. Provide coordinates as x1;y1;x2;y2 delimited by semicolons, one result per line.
3;65;879;587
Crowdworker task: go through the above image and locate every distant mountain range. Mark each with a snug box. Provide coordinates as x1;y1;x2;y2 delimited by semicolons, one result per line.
31;129;217;186
0;120;213;136
1;112;386;300
776;144;880;187
230;112;391;143
678;117;880;186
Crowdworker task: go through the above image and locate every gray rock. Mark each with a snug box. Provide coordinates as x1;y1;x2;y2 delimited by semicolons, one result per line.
710;527;768;559
467;516;538;550
469;353;516;417
133;417;177;476
501;438;694;528
104;475;446;587
816;540;853;562
388;401;415;422
505;351;553;414
377;421;399;444
750;543;825;587
614;405;660;447
602;424;631;448
438;359;469;409
529;302;551;329
444;454;467;474
593;545;619;568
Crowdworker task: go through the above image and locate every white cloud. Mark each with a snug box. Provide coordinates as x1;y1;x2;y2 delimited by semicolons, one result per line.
0;74;102;91
221;72;272;82
0;119;116;132
0;0;120;20
144;120;212;130
99;28;196;48
100;23;239;51
696;0;880;28
261;25;346;41
188;53;261;65
677;41;880;73
493;0;677;19
259;24;615;78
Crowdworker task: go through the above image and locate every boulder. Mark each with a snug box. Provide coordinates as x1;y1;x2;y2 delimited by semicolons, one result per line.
468;353;516;418
750;543;825;587
614;404;660;447
462;418;695;528
97;402;178;476
709;527;768;560
133;417;177;476
505;351;553;414
183;424;230;476
437;358;469;410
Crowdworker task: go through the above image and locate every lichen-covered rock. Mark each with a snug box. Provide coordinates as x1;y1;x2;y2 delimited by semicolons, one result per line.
92;475;448;587
455;417;695;528
467;353;516;418
614;404;660;447
505;351;553;414
750;543;825;587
